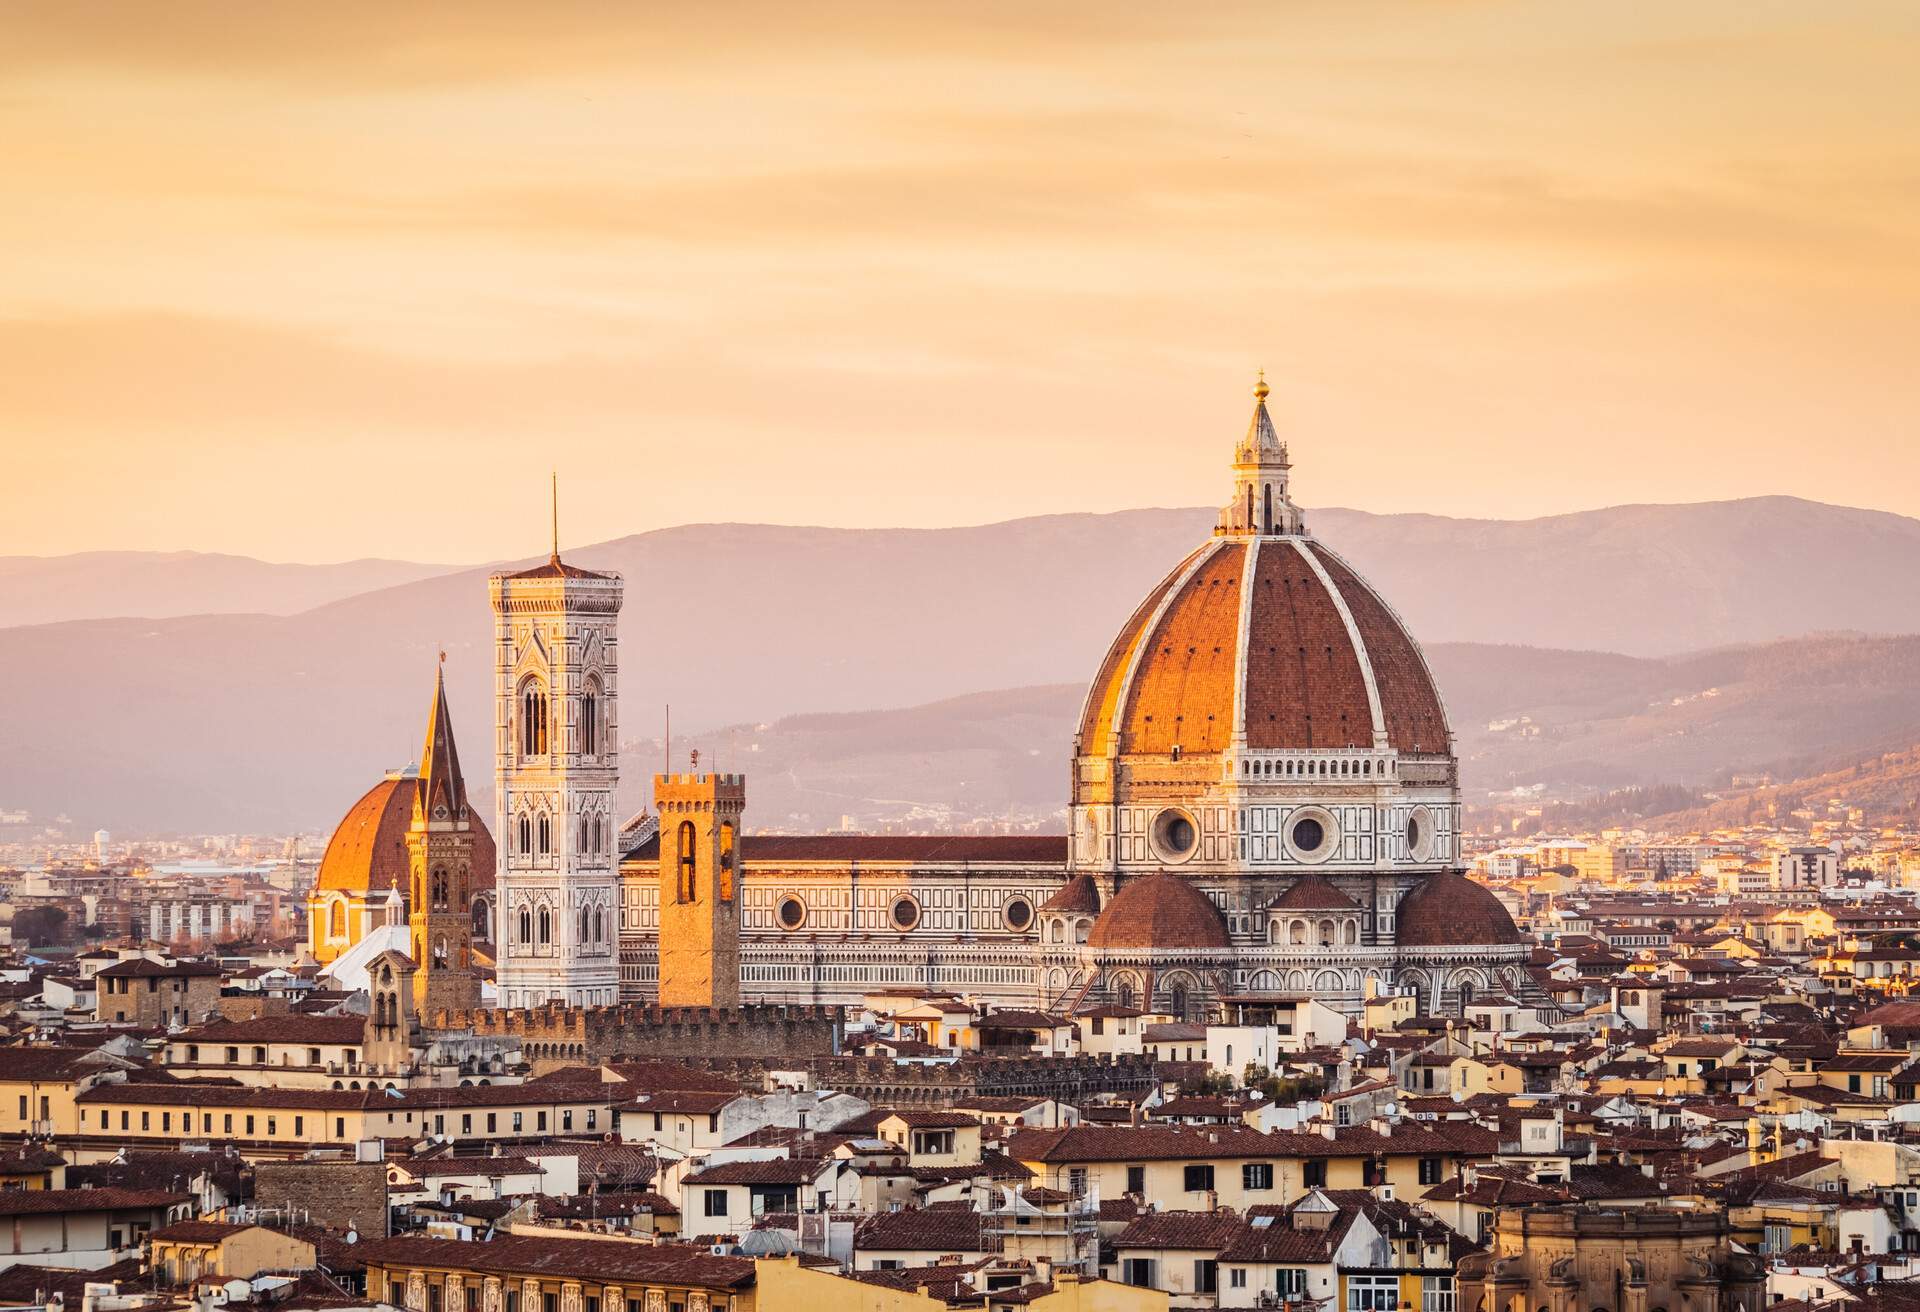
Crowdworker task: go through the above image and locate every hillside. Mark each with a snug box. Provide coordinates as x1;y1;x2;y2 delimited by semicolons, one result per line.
589;634;1920;833
0;551;455;625
11;497;1920;831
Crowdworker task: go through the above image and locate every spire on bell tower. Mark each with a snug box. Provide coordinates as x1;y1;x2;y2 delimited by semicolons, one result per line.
1216;371;1304;538
414;655;468;827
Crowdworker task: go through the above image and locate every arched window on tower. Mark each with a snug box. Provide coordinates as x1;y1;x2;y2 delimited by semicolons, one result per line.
582;679;600;756
718;822;736;902
579;906;590;942
431;868;449;907
537;814;550;854
1263;483;1273;534
537;906;551;945
594;908;604;942
520;681;549;756
518;814;531;854
518;905;531;944
677;820;697;903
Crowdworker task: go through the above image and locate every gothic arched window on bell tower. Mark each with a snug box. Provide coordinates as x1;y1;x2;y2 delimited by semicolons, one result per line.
518;905;532;944
677;820;697;903
537;906;551;944
518;814;531;854
431;868;449;907
537;813;551;854
582;679;600;756
520;680;549;756
1263;483;1273;534
718;822;736;902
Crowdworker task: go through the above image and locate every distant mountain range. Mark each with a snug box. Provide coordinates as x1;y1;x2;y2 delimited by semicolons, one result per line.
9;496;1920;833
0;551;456;625
657;634;1920;831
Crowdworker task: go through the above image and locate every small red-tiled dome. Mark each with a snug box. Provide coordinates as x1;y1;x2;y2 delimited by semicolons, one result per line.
1395;873;1524;948
1269;874;1358;911
1086;873;1231;951
1041;873;1102;915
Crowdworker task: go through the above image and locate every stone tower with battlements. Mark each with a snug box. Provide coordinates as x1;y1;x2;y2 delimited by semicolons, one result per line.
654;771;745;1008
406;663;481;1014
488;526;623;1008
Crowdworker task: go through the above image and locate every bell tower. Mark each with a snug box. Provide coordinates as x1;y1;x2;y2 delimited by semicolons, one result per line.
654;768;745;1008
489;487;623;1008
364;949;416;1075
407;661;481;1015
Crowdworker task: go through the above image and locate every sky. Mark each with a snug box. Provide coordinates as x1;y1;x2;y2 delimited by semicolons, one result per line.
3;0;1918;563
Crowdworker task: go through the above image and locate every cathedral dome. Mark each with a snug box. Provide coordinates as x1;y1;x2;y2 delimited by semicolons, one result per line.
1075;380;1449;764
1394;872;1524;948
1086;872;1231;951
1075;533;1449;759
316;775;495;895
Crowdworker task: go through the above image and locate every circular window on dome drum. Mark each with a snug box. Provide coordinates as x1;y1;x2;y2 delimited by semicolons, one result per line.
890;895;921;932
1288;809;1337;863
1405;807;1434;862
776;896;808;930
1151;808;1199;863
1003;896;1035;932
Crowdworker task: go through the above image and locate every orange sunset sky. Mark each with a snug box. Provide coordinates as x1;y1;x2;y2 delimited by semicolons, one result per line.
4;1;1918;563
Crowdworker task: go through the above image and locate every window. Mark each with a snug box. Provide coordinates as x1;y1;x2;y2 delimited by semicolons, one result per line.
462;1114;473;1134
487;1113;497;1133
676;821;698;902
1183;1164;1215;1193
1764;1223;1791;1254
1243;1162;1274;1191
1231;1269;1248;1290
1349;1275;1401;1312
1126;1165;1146;1195
1121;1259;1156;1288
513;1112;523;1132
1419;1156;1443;1186
538;907;551;944
1422;1277;1455;1312
563;1110;573;1131
705;1189;729;1217
582;682;600;756
1279;1270;1308;1297
521;682;549;755
1303;1160;1326;1187
1193;1260;1218;1295
1336;1102;1352;1127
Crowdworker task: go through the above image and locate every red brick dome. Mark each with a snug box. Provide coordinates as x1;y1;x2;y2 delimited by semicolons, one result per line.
316;775;494;895
1040;872;1102;915
1086;872;1231;951
1394;873;1523;948
1076;534;1450;760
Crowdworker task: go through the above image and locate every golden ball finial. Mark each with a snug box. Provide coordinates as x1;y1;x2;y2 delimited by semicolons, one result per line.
1254;369;1269;402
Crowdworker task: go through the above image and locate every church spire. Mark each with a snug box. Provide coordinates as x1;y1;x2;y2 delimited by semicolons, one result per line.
414;656;468;827
1217;371;1304;538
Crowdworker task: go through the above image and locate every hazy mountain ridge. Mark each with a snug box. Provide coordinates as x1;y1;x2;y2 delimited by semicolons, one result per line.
658;634;1920;830
9;496;1920;832
0;551;457;625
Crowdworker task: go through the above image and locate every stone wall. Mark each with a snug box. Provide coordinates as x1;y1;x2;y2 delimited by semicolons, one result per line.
426;1003;843;1072
255;1159;389;1240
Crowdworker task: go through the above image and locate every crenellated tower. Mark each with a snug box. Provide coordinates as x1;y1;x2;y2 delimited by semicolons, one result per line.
489;511;623;1008
654;770;745;1009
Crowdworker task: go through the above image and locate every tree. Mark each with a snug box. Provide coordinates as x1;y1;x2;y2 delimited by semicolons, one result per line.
12;906;70;948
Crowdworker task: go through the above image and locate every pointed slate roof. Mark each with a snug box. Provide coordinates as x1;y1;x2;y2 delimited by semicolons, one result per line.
414;665;469;827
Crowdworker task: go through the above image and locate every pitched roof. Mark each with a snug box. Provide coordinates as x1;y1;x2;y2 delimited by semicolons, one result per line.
355;1235;753;1290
